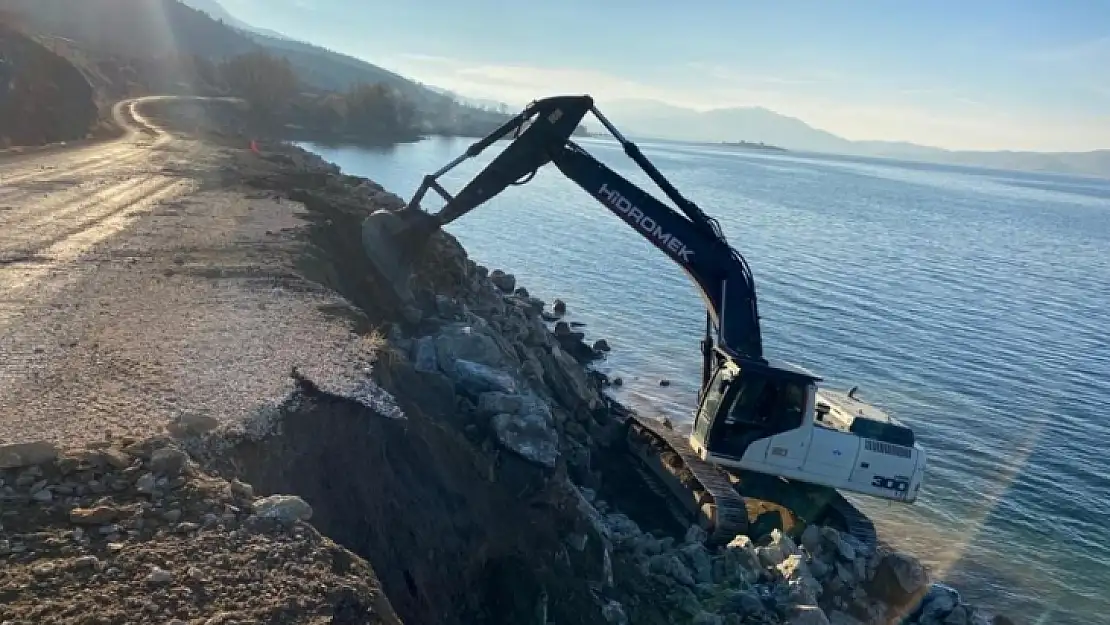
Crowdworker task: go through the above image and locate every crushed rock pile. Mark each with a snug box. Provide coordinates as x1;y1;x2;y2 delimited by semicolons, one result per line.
0;434;400;624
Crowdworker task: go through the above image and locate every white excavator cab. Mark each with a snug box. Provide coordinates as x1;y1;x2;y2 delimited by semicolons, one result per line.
689;359;927;504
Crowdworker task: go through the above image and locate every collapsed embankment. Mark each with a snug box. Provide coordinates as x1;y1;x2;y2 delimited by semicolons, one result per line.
1;102;1019;625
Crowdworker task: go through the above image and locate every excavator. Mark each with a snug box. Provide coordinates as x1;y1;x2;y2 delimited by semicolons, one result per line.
360;95;927;545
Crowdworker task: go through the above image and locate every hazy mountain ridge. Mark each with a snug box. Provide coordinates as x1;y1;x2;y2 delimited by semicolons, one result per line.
176;0;454;106
176;0;529;131
1;0;518;135
175;0;249;29
601;99;1110;179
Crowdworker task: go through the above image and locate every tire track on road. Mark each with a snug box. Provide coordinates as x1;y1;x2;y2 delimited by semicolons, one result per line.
1;175;163;248
0;144;140;188
0;176;195;312
1;94;331;448
0;99;170;193
0;96;196;323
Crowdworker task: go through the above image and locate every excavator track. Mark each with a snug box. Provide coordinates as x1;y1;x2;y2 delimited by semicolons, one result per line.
624;415;749;545
824;489;878;549
622;414;879;550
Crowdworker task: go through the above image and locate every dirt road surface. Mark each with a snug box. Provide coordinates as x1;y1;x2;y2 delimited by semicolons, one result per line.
0;96;375;446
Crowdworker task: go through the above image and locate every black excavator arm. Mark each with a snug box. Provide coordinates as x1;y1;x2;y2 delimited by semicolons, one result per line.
401;95;766;365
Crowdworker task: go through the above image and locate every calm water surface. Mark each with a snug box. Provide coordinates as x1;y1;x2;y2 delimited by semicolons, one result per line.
302;136;1110;624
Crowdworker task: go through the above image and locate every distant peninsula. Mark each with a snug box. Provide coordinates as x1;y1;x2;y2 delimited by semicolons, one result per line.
719;140;788;152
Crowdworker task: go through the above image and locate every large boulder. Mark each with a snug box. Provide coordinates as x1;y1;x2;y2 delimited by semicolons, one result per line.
775;554;822;606
552;321;598;364
524;314;552;348
488;269;516;293
251;495;313;523
648;553;696;587
434;320;518;373
757;528;797;568
451;359;517;395
410;335;439;373
0;441;58;469
678;543;714;584
536;345;599;412
867;551;929;608
713;534;762;585
481;390;560;468
491;411;559;468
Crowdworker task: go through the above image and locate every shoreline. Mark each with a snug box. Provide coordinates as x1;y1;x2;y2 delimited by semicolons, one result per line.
1;101;1018;625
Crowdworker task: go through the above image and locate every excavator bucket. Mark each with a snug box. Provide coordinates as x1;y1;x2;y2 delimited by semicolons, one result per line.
360;206;441;307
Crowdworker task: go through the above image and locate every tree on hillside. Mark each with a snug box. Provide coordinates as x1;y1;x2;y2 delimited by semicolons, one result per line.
191;54;220;93
219;50;298;121
311;92;348;132
343;82;415;140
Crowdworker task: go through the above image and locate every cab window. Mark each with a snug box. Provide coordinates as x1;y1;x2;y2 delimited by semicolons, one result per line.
727;376;807;432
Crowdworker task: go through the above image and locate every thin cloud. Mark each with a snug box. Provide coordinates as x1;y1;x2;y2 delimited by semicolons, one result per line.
685;62;843;86
1024;35;1110;64
379;54;1110;152
381;54;708;108
896;88;989;110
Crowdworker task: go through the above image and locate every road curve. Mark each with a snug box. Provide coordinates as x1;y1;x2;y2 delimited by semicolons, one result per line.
0;96;369;446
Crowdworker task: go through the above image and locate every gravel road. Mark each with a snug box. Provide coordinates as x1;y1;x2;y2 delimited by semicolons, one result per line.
0;97;373;446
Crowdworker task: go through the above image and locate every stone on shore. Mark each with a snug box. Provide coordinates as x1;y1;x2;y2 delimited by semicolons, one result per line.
0;441;58;469
251;494;313;523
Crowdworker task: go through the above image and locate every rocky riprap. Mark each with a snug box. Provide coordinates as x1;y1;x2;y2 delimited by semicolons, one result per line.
0;436;400;625
361;202;1017;625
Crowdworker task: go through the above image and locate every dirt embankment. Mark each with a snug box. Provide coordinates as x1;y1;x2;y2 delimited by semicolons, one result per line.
0;21;101;148
1;101;1019;625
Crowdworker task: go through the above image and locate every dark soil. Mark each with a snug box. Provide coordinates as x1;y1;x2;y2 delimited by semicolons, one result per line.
0;22;99;147
0;440;400;625
205;368;606;625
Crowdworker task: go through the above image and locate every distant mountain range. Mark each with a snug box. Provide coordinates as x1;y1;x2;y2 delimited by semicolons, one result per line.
598;99;1110;179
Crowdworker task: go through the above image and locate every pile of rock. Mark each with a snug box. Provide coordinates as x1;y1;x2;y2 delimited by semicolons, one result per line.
0;436;399;624
899;585;990;625
376;225;1016;625
385;235;624;489
575;483;1012;625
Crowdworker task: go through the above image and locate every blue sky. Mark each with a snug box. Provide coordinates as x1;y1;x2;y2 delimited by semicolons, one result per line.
218;0;1110;151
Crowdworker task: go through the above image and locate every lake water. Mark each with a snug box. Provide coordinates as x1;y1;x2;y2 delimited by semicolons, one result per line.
302;136;1110;624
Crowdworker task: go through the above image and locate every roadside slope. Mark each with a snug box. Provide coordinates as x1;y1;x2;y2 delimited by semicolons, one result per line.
0;19;100;148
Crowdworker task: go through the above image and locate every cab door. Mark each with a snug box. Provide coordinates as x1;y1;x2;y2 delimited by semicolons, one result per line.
761;382;814;470
691;364;734;451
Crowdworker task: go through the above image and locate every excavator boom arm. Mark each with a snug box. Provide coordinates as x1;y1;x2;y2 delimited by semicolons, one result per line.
407;95;764;361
